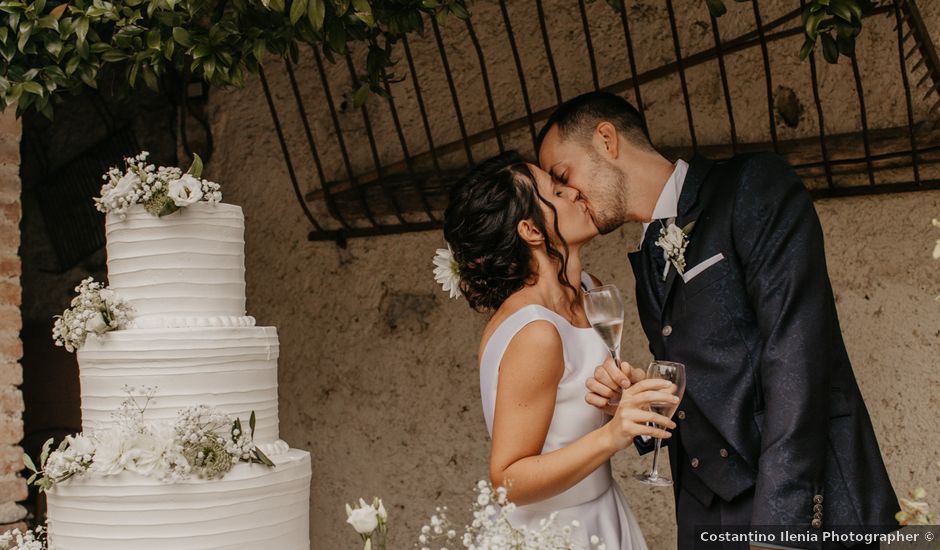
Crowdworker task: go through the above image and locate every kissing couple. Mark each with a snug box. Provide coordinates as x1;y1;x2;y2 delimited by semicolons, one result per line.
438;92;899;549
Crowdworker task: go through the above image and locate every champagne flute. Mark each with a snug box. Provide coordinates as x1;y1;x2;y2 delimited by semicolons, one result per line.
635;360;686;486
582;285;625;406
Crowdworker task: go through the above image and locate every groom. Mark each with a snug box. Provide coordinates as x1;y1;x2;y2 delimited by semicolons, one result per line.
536;92;898;549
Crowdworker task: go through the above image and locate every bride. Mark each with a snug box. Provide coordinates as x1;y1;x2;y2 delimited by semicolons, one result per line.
442;151;680;549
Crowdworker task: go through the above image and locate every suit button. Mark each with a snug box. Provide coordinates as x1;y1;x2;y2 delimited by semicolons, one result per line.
812;518;822;529
813;512;823;520
661;325;673;337
719;448;729;458
814;495;824;504
813;504;823;513
690;457;700;469
677;410;686;420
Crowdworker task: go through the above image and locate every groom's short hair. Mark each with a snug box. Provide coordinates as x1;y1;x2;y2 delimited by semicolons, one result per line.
536;92;653;152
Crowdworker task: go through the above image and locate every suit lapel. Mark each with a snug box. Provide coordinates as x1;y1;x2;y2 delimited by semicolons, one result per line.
661;155;715;310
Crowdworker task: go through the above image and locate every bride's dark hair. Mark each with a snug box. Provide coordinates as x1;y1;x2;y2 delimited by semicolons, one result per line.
443;151;577;312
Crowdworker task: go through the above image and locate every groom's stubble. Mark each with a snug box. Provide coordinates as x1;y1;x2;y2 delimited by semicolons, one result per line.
587;150;630;235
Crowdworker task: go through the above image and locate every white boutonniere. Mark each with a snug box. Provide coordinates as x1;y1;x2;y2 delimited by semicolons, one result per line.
432;244;462;299
655;218;696;281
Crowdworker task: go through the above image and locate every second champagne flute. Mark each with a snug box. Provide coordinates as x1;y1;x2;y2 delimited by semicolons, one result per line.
635;360;686;486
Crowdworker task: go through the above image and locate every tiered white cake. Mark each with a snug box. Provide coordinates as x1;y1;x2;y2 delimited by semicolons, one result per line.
45;203;312;550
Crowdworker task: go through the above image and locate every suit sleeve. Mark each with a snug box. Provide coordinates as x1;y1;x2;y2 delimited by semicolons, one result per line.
731;153;833;530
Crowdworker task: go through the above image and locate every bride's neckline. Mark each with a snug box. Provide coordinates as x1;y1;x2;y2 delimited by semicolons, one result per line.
506;303;596;331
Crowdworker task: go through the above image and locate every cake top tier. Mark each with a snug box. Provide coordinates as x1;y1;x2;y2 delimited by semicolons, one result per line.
106;202;253;328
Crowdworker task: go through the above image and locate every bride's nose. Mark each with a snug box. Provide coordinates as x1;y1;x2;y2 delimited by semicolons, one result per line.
562;187;580;202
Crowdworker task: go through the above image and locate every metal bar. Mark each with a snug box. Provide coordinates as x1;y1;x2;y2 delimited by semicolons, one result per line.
309;220;443;242
850;54;876;186
430;16;474;165
577;0;600;90
799;0;834;189
258;65;328;234
343;51;407;225
381;76;437;222
283;60;345;230
402;36;442;173
665;0;698;152
893;0;921;185
465;18;505;153
618;1;647;131
809;179;940;199
498;0;539;151
708;12;738;153
750;0;780;153
535;0;563;104
313;48;378;227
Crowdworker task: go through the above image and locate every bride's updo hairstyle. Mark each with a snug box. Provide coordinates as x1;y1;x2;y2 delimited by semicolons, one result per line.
443;151;576;312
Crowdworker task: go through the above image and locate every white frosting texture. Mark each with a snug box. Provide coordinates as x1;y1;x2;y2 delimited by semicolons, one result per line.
106;203;247;326
77;326;280;444
46;449;311;550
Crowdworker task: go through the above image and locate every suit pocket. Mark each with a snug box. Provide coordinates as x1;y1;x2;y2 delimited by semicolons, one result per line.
682;252;730;298
753;388;852;435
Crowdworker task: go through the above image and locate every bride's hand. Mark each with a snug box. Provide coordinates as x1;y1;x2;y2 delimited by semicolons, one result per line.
585;357;648;415
603;379;678;451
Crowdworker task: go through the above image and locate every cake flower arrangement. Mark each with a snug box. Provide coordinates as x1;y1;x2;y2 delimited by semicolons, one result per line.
24;387;274;492
94;151;222;218
51;277;133;353
0;525;46;550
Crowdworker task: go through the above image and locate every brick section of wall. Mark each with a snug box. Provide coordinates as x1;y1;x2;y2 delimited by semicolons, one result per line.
0;110;24;528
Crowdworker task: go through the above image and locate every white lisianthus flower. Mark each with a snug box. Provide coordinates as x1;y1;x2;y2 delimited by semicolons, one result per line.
91;427;132;476
347;503;379;534
84;311;108;334
166;174;205;207
432;245;462;299
376;498;387;521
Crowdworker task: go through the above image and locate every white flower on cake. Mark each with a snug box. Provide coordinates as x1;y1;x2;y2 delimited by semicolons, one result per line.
95;151;222;218
432;244;462;299
167;174;205;207
52;277;133;353
24;387;273;491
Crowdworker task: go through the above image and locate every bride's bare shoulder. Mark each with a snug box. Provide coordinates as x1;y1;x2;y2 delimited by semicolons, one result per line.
477;295;549;363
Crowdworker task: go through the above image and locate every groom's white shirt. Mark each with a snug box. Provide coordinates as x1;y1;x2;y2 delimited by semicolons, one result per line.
639;158;689;248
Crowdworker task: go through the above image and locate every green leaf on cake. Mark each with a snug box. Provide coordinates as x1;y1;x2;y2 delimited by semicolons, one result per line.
187;153;203;178
23;451;37;473
253;445;275;467
249;410;256;438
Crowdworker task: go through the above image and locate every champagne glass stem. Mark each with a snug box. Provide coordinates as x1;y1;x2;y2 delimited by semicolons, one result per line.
649;434;663;481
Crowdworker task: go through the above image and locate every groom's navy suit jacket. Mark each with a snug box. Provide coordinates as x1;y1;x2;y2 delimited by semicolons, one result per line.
628;152;898;544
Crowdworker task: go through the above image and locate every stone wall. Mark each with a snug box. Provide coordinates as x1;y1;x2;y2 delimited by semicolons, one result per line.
0;110;25;532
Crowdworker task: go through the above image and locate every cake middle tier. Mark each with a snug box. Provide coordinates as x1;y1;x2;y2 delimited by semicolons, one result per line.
77;326;280;444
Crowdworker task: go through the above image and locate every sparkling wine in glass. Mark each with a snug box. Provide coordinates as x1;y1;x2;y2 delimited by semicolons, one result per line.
583;285;625;405
635;360;686;486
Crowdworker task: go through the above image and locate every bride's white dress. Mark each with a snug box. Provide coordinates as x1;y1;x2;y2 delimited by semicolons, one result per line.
479;288;649;549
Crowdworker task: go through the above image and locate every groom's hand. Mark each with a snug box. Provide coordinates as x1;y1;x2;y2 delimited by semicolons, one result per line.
585;357;646;416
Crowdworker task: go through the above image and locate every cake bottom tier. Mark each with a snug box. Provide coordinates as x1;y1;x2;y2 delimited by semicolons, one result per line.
46;448;311;550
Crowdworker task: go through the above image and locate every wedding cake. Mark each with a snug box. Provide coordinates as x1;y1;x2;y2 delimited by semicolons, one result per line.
39;156;311;550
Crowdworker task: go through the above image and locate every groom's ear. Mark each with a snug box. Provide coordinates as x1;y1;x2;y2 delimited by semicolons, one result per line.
594;122;621;160
517;219;544;246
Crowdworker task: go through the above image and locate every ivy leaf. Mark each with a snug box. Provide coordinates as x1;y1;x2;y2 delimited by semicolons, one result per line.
172;26;191;47
141;64;158;91
804;11;823;40
352;82;369;107
829;0;853;22
50;3;66;18
74;16;88;44
821;32;839;63
799;36;816;61
146;29;160;50
705;0;727;17
21;80;43;96
307;0;324;31
289;0;307;25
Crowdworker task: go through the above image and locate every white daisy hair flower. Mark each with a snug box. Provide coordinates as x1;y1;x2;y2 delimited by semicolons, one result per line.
433;244;462;299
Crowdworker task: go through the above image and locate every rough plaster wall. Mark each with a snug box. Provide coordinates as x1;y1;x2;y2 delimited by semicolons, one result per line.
206;0;940;548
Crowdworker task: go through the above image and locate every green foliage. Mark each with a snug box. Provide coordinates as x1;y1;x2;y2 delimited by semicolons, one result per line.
702;0;875;64
0;0;469;119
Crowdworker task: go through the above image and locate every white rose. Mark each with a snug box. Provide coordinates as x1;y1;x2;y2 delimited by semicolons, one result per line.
166;174;205;207
91;429;131;475
347;505;379;534
66;434;95;457
84;312;108;334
